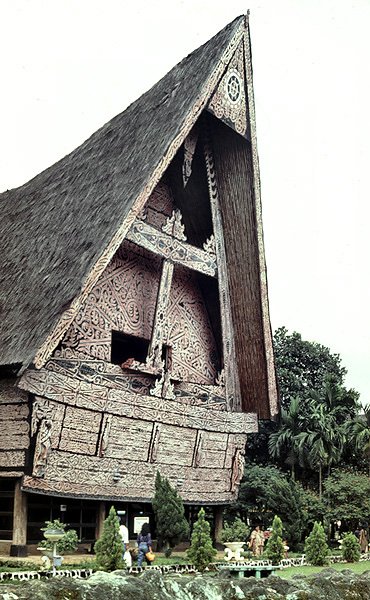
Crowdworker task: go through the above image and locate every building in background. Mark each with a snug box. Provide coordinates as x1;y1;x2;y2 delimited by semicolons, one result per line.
0;14;278;556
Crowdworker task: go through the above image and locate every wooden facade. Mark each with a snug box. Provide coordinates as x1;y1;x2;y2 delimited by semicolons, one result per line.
0;14;278;552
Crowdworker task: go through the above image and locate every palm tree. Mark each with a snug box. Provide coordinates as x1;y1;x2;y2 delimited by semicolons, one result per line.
297;402;345;499
268;397;302;479
345;405;370;475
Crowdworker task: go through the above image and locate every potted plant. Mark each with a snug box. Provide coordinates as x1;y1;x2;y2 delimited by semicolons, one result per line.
220;518;250;561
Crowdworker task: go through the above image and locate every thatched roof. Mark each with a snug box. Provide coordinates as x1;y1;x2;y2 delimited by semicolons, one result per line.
0;16;244;369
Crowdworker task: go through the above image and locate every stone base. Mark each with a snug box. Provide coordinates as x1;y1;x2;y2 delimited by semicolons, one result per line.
10;544;28;557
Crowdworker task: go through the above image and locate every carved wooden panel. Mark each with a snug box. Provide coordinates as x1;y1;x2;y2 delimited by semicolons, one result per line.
62;241;161;361
166;267;218;385
175;381;226;410
194;431;229;469
46;351;154;396
154;424;197;467
22;450;234;503
207;40;250;139
126;219;217;277
20;369;257;434
102;415;152;462
59;406;101;455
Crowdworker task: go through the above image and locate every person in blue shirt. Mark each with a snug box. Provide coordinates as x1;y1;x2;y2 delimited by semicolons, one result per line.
137;522;152;567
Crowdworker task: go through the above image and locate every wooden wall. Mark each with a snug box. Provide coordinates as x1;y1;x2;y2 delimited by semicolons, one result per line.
0;380;29;475
209;115;275;419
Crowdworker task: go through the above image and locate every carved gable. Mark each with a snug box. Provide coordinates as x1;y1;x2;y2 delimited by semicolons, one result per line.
60;182;220;385
207;40;250;139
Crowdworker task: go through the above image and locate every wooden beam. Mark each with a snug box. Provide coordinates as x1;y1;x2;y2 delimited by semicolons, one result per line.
126;219;217;278
11;479;28;556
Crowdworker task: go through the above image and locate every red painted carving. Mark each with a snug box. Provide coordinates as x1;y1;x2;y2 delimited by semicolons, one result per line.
167;267;218;385
63;241;161;360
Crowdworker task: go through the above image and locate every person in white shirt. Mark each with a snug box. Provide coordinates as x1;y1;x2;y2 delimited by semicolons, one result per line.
119;519;132;567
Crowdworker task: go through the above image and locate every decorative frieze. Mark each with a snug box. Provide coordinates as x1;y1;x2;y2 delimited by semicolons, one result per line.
22;449;235;503
19;369;258;435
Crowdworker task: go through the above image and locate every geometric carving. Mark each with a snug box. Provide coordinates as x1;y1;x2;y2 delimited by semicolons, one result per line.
62;242;161;361
146;260;174;370
166;267;219;385
127;219;217;277
207;41;249;139
19;368;258;434
47;351;153;396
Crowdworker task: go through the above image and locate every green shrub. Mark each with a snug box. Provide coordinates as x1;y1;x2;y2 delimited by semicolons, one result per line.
187;508;217;572
264;515;285;564
152;472;189;554
304;521;330;566
341;532;361;562
94;506;125;571
220;518;250;543
39;519;78;554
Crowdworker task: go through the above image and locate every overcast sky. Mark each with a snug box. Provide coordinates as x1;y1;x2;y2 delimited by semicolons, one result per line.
1;0;369;404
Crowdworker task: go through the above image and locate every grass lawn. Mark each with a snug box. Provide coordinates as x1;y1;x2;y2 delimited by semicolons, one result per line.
277;560;370;578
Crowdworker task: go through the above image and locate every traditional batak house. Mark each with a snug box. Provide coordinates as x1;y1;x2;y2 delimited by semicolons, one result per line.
0;14;278;556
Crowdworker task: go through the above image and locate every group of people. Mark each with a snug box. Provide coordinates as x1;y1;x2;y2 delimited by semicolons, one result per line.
119;520;153;568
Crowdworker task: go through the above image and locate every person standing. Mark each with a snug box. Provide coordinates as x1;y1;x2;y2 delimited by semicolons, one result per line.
359;528;368;553
137;522;152;567
249;525;264;557
119;518;132;567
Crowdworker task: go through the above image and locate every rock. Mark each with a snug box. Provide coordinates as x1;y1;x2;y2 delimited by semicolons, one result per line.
1;569;370;599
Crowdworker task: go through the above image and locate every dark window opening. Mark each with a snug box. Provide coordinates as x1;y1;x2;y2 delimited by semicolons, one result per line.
111;331;149;366
0;479;15;540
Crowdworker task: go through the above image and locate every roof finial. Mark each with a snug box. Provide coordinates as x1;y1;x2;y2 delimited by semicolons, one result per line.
245;10;250;27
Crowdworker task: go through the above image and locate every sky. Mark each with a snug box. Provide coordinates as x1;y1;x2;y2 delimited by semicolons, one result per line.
1;0;369;403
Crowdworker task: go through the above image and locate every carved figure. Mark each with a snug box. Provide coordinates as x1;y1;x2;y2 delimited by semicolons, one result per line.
33;419;52;477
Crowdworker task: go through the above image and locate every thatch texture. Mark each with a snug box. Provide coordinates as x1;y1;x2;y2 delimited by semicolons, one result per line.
0;16;243;369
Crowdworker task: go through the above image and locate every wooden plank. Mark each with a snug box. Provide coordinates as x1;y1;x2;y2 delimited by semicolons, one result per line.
0;404;29;420
0;451;25;467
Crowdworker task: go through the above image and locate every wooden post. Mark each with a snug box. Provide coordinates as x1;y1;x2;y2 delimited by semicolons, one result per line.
10;479;28;557
96;501;106;540
214;505;224;543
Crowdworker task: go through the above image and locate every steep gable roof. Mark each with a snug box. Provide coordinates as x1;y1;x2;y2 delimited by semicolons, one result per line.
0;16;245;369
